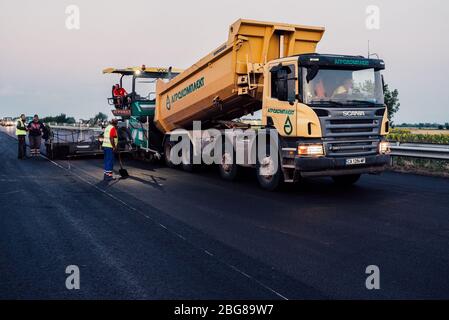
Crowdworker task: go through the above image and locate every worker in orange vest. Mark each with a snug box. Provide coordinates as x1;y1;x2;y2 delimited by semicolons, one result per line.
102;119;118;180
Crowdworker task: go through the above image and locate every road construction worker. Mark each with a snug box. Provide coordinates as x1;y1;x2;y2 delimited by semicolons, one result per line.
102;118;118;180
27;114;45;156
332;78;353;99
112;84;128;109
314;77;327;99
16;114;27;159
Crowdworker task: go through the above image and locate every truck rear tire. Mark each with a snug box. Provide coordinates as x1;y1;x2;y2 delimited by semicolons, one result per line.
181;142;195;172
163;140;176;168
182;162;194;172
332;174;361;186
218;149;238;181
256;146;282;191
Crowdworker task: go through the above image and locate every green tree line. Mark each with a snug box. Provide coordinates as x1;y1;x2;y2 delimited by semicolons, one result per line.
42;112;108;125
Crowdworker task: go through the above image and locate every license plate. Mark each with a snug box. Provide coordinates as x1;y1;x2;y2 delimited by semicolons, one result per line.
346;157;366;165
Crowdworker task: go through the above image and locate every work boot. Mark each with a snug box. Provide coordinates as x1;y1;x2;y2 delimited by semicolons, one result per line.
103;175;116;181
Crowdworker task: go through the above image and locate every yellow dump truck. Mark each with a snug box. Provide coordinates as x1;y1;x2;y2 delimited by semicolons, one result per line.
105;19;391;190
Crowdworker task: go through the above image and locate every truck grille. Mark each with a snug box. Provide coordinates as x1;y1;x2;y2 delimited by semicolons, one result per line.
314;108;384;157
326;138;380;157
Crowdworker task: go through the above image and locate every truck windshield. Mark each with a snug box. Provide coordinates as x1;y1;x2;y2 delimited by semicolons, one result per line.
302;67;384;106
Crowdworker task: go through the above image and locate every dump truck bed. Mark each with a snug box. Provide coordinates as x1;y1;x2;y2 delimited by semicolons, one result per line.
154;19;324;133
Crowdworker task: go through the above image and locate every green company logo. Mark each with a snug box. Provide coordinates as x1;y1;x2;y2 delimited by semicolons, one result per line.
334;58;369;66
166;95;171;110
284;116;293;135
267;108;295;115
166;77;205;110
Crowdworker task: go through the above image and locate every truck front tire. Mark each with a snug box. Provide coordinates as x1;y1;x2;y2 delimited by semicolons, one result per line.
256;147;282;191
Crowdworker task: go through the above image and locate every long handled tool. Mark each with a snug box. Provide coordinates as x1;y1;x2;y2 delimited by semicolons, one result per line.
118;152;129;178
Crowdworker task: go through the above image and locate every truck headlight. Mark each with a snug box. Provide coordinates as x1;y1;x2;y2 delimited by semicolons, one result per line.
298;144;324;157
379;141;390;154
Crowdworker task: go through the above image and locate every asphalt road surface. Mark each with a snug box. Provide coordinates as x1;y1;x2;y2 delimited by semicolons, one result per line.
1;126;449;299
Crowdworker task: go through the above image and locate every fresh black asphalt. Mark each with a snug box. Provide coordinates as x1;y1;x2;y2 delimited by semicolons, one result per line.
1;127;448;299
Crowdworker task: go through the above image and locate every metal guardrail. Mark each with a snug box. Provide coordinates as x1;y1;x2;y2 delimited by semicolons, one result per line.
46;122;104;130
390;142;449;160
48;124;102;131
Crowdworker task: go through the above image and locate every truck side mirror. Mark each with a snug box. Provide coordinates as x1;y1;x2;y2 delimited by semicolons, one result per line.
306;65;319;83
271;64;296;103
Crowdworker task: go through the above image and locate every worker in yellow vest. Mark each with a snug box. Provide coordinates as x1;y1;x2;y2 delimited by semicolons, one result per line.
16;114;28;159
102;118;119;180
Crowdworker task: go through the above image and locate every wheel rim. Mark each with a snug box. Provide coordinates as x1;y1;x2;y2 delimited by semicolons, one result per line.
259;155;276;180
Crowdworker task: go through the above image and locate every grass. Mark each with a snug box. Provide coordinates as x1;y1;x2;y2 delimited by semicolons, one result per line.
388;128;449;144
391;156;449;177
387;129;449;176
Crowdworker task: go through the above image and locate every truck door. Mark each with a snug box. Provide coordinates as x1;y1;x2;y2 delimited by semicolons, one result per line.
263;63;298;137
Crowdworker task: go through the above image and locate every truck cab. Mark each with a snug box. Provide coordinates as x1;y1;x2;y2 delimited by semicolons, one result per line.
260;54;390;188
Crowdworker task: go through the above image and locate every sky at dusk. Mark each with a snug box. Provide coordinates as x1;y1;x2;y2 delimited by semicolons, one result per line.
0;0;448;123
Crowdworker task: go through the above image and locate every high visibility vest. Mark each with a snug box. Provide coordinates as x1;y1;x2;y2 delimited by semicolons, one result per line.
16;119;26;136
102;125;118;148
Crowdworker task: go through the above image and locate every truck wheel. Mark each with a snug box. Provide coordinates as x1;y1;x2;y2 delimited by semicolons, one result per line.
218;150;238;181
256;148;282;191
182;163;194;172
181;143;195;172
132;148;143;161
163;140;176;168
332;174;361;186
